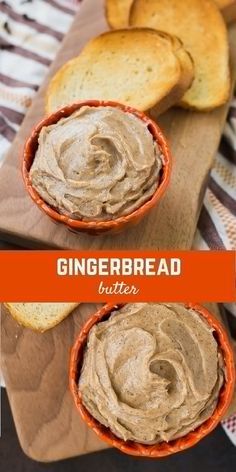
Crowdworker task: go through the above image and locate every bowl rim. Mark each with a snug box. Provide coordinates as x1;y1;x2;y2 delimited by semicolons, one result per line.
22;99;172;230
69;302;235;457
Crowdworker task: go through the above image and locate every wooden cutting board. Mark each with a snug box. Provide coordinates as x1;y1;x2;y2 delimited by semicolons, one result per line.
1;302;235;462
1;303;107;461
0;0;235;249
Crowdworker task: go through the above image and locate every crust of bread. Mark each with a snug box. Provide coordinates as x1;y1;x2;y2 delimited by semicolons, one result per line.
130;0;230;110
215;0;236;22
105;0;133;28
4;303;79;332
46;28;194;115
147;33;194;116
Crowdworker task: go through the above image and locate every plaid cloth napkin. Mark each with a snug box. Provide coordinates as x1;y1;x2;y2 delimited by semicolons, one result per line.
0;0;236;445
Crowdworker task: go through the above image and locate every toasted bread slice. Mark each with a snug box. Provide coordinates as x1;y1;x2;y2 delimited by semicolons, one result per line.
148;32;194;115
46;28;194;115
130;0;230;110
105;0;236;30
105;0;133;28
4;303;79;332
215;0;236;22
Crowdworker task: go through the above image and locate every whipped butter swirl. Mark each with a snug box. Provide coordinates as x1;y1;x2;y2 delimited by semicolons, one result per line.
79;303;224;443
30;106;163;221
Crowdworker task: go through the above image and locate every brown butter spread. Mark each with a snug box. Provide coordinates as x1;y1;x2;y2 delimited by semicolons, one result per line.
79;303;224;443
30;106;163;220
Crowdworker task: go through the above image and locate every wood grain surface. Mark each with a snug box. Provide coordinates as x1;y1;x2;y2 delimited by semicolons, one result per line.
0;0;235;249
1;303;107;461
1;302;235;462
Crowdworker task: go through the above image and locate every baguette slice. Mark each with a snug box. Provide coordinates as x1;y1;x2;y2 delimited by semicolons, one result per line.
46;28;194;115
4;302;79;332
130;0;230;110
215;0;236;22
105;0;236;28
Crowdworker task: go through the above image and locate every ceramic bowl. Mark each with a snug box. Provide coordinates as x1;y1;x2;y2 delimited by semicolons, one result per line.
69;303;235;457
22;100;172;235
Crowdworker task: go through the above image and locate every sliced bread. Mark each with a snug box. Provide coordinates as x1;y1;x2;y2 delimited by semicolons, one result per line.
4;302;79;332
105;0;236;29
130;0;230;110
46;28;194;115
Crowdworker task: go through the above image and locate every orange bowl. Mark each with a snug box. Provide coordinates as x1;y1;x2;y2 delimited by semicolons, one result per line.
22;100;172;235
69;303;235;457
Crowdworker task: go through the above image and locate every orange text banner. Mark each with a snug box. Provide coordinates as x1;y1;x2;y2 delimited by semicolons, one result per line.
0;251;235;302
